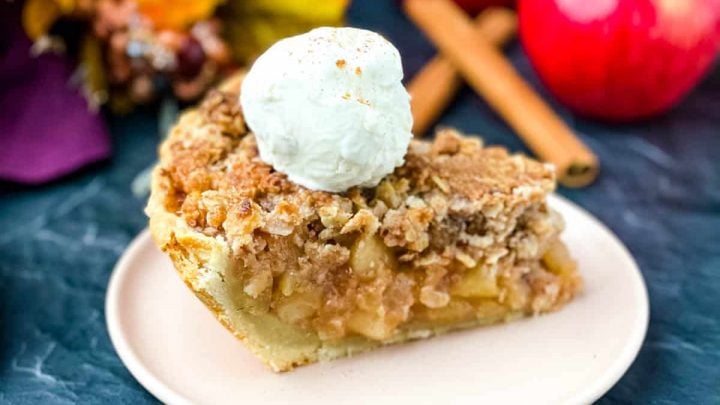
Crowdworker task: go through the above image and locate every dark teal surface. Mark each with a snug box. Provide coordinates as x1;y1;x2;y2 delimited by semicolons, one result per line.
1;1;719;403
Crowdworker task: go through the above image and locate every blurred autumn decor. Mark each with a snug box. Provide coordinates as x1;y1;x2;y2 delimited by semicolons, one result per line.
0;0;348;184
21;0;350;110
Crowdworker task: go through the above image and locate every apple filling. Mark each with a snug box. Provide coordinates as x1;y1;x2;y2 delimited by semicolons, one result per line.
212;191;579;343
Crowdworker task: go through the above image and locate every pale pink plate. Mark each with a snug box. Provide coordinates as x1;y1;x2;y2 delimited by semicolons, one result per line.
106;195;648;405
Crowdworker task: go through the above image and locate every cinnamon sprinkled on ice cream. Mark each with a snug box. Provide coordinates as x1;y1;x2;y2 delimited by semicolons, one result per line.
240;27;413;193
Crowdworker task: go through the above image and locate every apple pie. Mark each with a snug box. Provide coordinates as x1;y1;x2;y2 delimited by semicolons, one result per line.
146;74;582;372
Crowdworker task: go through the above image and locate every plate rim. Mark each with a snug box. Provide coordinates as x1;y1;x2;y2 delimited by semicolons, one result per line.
106;194;649;405
549;195;649;404
106;229;194;405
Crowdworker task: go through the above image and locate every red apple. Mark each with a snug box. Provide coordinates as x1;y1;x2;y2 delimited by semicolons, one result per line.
519;0;720;121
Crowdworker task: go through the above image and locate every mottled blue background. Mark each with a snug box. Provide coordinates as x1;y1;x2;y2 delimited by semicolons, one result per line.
1;1;719;403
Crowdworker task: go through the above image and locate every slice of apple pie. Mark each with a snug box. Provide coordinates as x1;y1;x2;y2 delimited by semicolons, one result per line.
146;75;582;372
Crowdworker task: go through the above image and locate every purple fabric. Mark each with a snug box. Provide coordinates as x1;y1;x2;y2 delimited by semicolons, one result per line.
0;14;111;184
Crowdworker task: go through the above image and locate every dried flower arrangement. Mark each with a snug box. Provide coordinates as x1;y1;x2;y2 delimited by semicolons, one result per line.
22;0;350;111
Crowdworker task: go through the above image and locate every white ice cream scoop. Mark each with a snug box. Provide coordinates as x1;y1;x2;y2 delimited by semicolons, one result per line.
240;27;413;193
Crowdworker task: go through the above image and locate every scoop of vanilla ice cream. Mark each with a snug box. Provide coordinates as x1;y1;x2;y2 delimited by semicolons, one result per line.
240;27;413;193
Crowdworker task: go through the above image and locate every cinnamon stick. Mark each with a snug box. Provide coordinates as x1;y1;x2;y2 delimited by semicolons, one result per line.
404;0;598;187
408;8;517;136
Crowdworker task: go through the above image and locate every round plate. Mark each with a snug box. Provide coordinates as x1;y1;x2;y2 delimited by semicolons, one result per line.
106;195;648;405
